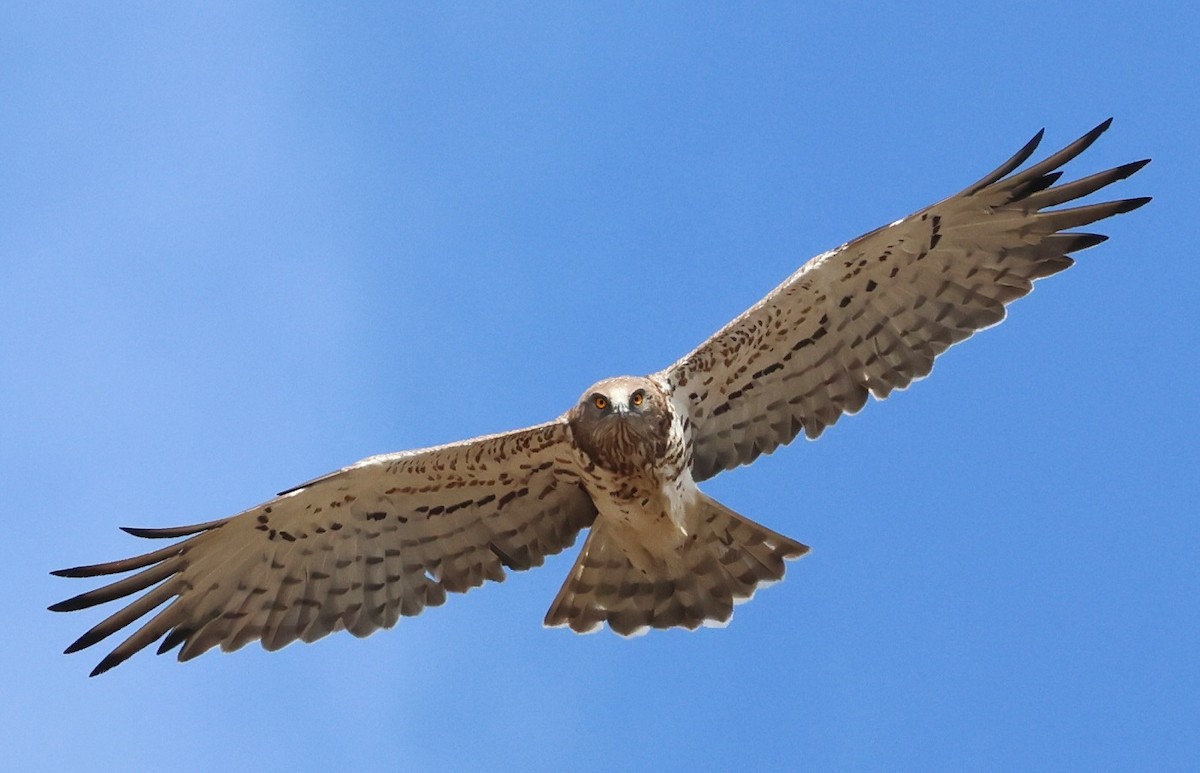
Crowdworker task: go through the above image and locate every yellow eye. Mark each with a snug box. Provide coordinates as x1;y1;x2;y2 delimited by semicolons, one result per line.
631;391;644;407
592;395;608;410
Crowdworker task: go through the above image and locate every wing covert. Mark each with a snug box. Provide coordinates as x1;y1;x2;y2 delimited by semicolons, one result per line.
51;420;595;675
659;120;1150;481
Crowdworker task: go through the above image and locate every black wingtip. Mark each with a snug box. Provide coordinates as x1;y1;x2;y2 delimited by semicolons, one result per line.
89;654;123;678
64;631;100;655
1118;158;1153;178
1021;128;1046;159
1118;195;1153;213
48;590;98;613
964;126;1047;195
1069;233;1110;252
1078;117;1114;149
156;627;190;656
119;519;227;538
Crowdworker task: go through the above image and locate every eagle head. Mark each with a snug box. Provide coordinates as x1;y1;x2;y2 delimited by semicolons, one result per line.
567;376;673;473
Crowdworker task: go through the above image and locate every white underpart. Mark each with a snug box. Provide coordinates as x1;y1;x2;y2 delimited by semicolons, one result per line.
664;465;699;537
660;376;702;537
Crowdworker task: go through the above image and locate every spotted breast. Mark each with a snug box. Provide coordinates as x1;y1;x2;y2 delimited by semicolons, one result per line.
545;375;809;635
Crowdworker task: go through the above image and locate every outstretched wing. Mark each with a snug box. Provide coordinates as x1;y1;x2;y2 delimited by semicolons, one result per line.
52;420;595;676
660;120;1150;481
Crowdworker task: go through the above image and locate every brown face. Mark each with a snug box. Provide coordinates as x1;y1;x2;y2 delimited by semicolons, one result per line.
567;376;672;473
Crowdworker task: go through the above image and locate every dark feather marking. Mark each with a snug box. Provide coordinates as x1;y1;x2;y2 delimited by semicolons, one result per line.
119;519;227;539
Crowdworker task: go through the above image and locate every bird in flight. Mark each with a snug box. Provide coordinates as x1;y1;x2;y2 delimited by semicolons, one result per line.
53;120;1149;676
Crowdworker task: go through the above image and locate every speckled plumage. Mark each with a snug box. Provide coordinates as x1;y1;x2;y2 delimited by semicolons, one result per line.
53;121;1148;675
545;376;808;635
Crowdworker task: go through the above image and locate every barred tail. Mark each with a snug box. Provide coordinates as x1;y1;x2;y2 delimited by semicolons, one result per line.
543;493;809;635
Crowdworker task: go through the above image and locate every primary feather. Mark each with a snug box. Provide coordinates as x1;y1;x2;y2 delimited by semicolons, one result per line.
663;119;1148;479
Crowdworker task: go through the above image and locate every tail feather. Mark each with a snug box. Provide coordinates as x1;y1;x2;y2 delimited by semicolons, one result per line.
543;494;809;635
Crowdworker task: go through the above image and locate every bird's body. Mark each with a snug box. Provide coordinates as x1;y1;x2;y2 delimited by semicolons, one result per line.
549;375;807;634
53;120;1149;675
565;376;691;557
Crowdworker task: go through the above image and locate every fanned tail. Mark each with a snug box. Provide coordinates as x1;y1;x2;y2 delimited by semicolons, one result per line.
543;493;808;635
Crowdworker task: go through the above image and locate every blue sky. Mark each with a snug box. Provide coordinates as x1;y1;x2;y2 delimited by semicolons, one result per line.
3;3;1197;770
